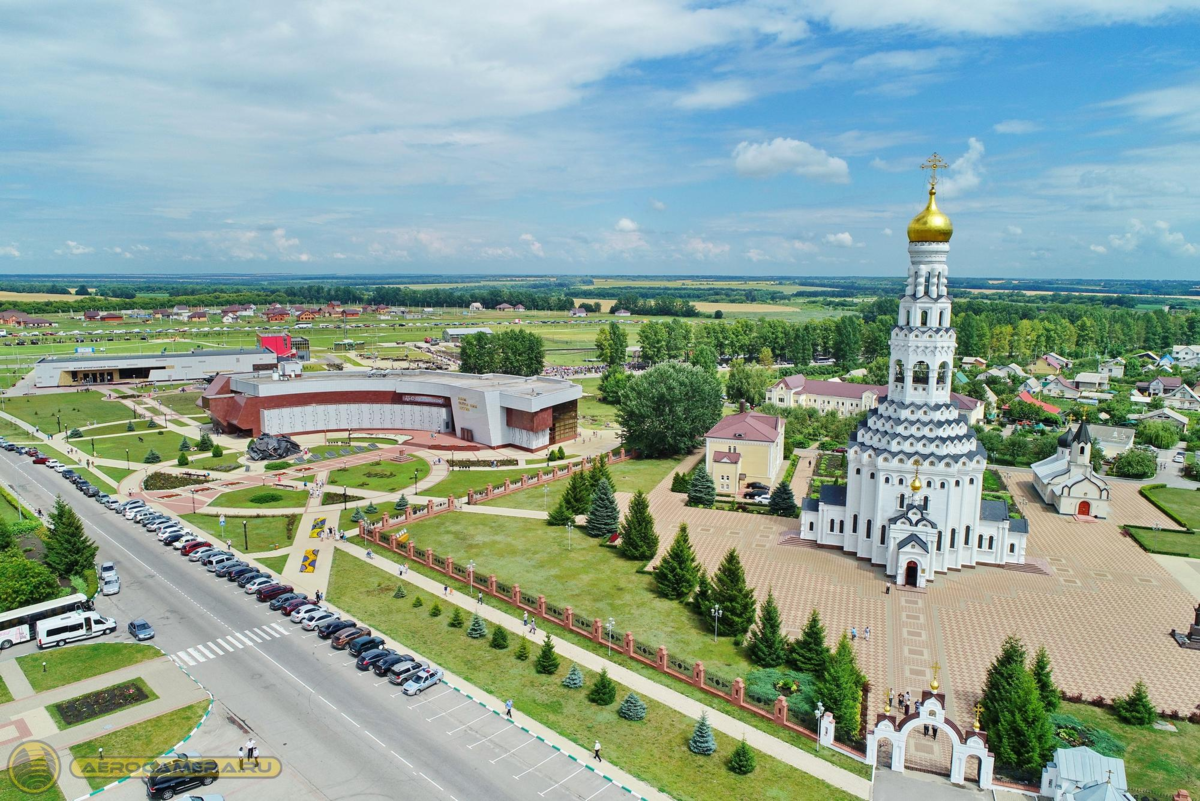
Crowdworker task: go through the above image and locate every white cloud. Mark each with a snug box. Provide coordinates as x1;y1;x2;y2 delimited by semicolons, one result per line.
480;246;517;259
107;247;133;259
732;138;849;182
1089;244;1108;254
881;227;893;236
54;240;94;256
993;119;1041;134
1107;218;1198;256
683;236;730;259
935;138;985;197
675;80;754;110
520;233;544;257
615;218;639;232
1106;81;1200;133
793;239;819;252
1006;225;1023;235
0;245;18;258
649;199;666;211
824;232;854;247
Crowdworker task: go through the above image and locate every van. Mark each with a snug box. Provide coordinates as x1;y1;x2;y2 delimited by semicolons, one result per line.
204;554;235;571
36;610;116;649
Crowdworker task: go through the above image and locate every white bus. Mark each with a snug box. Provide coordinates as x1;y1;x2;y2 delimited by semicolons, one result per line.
0;593;94;650
35;610;116;649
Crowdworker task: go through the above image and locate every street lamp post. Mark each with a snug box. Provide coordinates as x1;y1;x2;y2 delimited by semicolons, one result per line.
91;438;95;457
124;448;129;470
815;701;825;751
190;489;196;514
242;519;248;552
606;617;615;655
566;520;573;551
413;469;419;493
711;604;723;642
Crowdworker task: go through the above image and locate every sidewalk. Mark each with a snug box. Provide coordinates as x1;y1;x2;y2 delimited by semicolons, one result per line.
328;539;873;799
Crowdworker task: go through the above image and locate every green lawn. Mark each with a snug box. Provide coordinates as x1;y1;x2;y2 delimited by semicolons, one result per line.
1060;702;1200;797
95;465;135;484
152;391;202;415
0;674;11;704
46;677;159;730
2;391;130;433
571;378;620;427
326;436;402;445
76;419;156;437
0;766;66;801
69;699;211;790
1126;526;1200;558
209;486;309;509
328;456;431;493
327;554;857;801
485;455;682;512
183;513;300;551
423;465;577;500
91;430;209;463
254;554;290;573
17;643;161;693
1142;485;1200;529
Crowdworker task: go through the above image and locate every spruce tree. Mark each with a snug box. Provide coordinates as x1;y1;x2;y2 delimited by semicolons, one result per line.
211;444;223;458
562;471;592;517
546;498;573;527
586;478;620;540
490;625;509;649
448;607;464;627
1031;646;1059;714
980;635;1029;752
688;712;717;756
654;523;700;600
588;453;614;494
587;667;617;705
712;548;757;636
980;635;1055;771
687;464;716;506
466;614;488;638
617;693;646;721
815;633;865;743
413;595;424;608
618;490;658;560
670;472;690;493
394;494;409;512
768;481;797;517
727;737;756;775
197;432;213;450
534;633;560;674
562;664;584;688
746;588;789;668
178;436;192;451
177;452;189;466
788;608;831;679
126;420;135;432
691;567;715;619
428;600;440;615
515;636;530;661
1113;680;1157;725
143;449;161;464
44;497;98;580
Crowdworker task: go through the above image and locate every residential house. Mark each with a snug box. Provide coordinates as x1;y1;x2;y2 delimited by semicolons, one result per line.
1084;424;1136;457
1135;376;1200;410
152;309;171;320
1130;406;1189;431
513;304;526;312
1010;390;1061;417
186;311;208;322
1036;352;1073;373
83;311;123;323
495;303;514;311
1172;344;1200;368
982;363;1030;381
442;327;493;344
960;356;987;369
704;410;785;495
221;314;238;324
295;309;319;322
265;310;290;323
769;374;984;424
468;302;484;311
1040;746;1132;801
1098;357;1125;378
1071;372;1109;392
569;307;588;317
1042;376;1082;399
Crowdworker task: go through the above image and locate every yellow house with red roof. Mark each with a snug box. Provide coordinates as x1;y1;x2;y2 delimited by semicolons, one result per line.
704;410;785;496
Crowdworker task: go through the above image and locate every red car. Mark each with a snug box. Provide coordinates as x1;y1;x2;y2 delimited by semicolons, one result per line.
280;597;311;615
257;584;293;602
26;449;39;458
32;456;49;465
179;540;212;557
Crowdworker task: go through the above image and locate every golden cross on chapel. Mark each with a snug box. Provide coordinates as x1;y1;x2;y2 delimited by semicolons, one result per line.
921;153;949;188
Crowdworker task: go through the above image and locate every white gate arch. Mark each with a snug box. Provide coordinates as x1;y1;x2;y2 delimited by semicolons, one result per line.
864;690;994;789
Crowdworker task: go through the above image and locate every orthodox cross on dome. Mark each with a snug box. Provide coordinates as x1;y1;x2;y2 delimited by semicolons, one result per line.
930;661;941;692
921;153;949;189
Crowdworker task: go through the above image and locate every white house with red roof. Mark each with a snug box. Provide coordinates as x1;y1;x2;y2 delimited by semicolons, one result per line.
704;410;785;495
768;374;985;425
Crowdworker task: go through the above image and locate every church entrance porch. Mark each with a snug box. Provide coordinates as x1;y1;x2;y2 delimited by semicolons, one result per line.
906;561;920;587
1077;500;1090;516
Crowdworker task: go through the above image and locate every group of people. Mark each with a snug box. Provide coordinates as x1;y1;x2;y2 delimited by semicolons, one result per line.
237;739;260;769
317;526;345;542
849;626;871;642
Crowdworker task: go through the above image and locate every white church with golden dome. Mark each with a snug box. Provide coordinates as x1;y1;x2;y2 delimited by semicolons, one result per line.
798;155;1030;587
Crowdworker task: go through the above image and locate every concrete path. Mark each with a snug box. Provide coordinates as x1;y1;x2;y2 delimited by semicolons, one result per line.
1151;553;1200;602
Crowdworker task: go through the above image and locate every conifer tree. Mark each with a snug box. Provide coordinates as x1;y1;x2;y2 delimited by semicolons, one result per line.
727;737;756;775
688;712;717;755
466;614;488;638
178;436;192;451
534;633;560;674
1031;646;1059;714
562;471;592;517
768;481;797;517
712;548;756;636
177;452;189;466
687;464;715;507
670;472;690;493
394;494;409;512
143;449;161;464
428;600;440;616
618;490;658;560
515;636;530;661
654;523;700;600
618;693;647;721
211;444;223;458
546;497;573;527
413;595;424;608
448;607;464;627
746;588;789;668
197;432;213;450
588;452;614;494
587;667;617;705
691;567;715;619
586;478;620;540
44;496;98;580
1113;680;1157;726
980;635;1055;771
788;608;831;680
562;664;584;688
490;625;509;650
815;633;866;742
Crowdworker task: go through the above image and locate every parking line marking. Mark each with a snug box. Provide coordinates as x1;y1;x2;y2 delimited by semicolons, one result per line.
425;699;472;722
341;712;360;728
244;630;262;643
303;632;317;639
467;725;512;749
236;632;253;646
176;651;196;666
186;647;206;663
271;622;289;636
539;766;584;796
419;773;444;793
513;750;557;778
319;696;336;710
446;711;492;735
374;680;389;686
365;731;385;747
390;751;413;769
583;782;611;801
343;660;356;666
490;736;536;764
407;688;453;709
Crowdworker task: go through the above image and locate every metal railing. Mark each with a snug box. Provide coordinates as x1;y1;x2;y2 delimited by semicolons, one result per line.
451;563;467;578
704;672;733;693
744;689;776;712
519;591;538;608
544;603;565;621
573;614;592;632
633;642;656;660
412;547;427;560
494;580;511;596
667;656;693;675
431;554;446;568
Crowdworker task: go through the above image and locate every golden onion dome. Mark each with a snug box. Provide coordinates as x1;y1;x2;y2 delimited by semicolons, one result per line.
910;474;923;493
907;187;953;243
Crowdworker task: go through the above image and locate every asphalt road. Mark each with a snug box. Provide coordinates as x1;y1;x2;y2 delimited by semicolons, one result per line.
0;451;627;801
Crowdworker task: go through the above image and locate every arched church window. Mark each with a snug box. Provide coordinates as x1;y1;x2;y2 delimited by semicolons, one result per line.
906;310;912;325
838;520;844;534
988;535;995;550
939;481;946;489
869;472;875;479
808;521;814;531
920;310;929;326
923;495;929;510
829;519;835;533
866;520;873;539
898;493;905;508
912;361;930;387
969;477;975;485
954;479;960;487
855;468;861;475
950;528;956;548
939;310;946;326
936;531;943;551
965;525;972;541
884;476;891;484
893;360;905;385
1079;446;1085;456
881;526;887;545
852;514;858;533
978;534;984;548
936;362;950;389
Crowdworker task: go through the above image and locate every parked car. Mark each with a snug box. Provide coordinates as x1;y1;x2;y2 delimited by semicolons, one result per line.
746;481;770;491
99;561;117;580
96;493;110;505
288;604;322;623
188;547;220;562
226;566;258;582
372;653;413;677
347;635;385;656
103;497;121;510
400;667;444;696
387;660;427;686
301;610;337;631
256;584;293;602
142;757;219;800
81;485;99;498
101;576;121;596
209;557;242;574
279;596;313;615
317;619;356;639
32;456;48;465
1174;452;1186;463
752;495;771;505
161;532;187;547
173;534;201;550
268;592;306;610
244;577;275;594
127;618;155;640
355;647;397;670
236;571;267;588
331;627;371;649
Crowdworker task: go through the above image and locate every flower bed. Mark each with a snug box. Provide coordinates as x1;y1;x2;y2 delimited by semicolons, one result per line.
143;472;209;491
53;680;152;727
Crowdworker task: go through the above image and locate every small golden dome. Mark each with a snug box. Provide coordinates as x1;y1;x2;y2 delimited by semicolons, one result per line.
910;475;922;493
907;187;953;242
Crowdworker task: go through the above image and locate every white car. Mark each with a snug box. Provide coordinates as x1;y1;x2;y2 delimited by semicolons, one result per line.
45;459;62;469
752;495;771;505
244;577;274;594
1174;452;1186;463
101;576;121;595
98;561;117;580
172;534;200;550
289;604;322;623
301;611;338;631
54;463;69;473
189;547;220;563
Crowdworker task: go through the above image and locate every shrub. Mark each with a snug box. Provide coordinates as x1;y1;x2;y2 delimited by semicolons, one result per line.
392;584;406;598
587;668;617;705
448;607;464;627
1049;714;1125;757
412;595;424;608
670;471;690;493
728;737;756;775
67;428;83;439
197;433;213;450
176;452;189;466
546;499;573;527
248;492;282;505
534;633;559;674
143;473;207;491
562;664;584;689
143;449;162;464
394;495;409;512
125;421;135;432
490;626;509;650
1113;680;1157;725
211;444;223;458
617;692;646;721
515;636;530;661
429;601;441;616
688;712;717;755
264;461;292;471
466;614;488;639
178;437;192;452
365;502;378;514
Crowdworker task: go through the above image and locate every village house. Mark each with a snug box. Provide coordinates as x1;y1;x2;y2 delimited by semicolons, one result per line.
1134;376;1200;411
704;409;785;496
1098;357;1125;378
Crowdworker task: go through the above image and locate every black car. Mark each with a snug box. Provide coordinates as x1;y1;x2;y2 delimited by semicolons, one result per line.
746;481;771;491
143;757;218;799
387;660;427;686
226;566;258;582
161;532;186;546
82;485;99;498
317;618;356;639
269;592;306;611
347;635;385;656
372;653;413;676
236;571;266;587
355;647;397;670
214;561;247;578
744;488;769;498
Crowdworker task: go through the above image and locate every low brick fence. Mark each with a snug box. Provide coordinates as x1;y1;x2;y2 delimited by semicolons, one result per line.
354;523;870;763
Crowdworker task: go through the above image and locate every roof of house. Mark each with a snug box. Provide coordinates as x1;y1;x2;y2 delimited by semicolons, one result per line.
443;327;493;336
1010;517;1029;534
1016;390;1061;415
980;499;1011;522
1086;424;1135;446
712;451;741;464
1074;371;1105;383
1130;407;1188;425
800;497;820;512
819;484;847;506
705;410;783;443
1051;747;1128;791
773;374;885;399
1139;376;1182;389
1031;454;1070;484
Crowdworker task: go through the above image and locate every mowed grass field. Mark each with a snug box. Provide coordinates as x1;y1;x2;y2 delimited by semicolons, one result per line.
328;456;431;493
184;512;300;551
3;391;131;432
1142;485;1200;529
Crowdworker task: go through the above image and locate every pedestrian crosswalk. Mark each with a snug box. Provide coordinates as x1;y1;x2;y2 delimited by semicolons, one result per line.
170;623;291;666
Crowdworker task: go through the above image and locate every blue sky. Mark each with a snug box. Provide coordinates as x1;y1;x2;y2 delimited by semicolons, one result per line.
1;1;1199;279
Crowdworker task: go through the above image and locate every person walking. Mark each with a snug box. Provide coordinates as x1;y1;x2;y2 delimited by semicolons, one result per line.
864;626;871;642
443;585;449;597
238;746;244;771
850;626;857;641
593;741;602;762
477;591;483;606
252;744;260;767
505;699;513;720
522;610;528;627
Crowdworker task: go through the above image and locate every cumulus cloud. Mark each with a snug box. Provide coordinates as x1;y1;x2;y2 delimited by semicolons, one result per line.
683;237;730;259
615;218;639;232
1006;226;1023;235
935;138;985;197
1089;244;1108;254
732;138;849;183
54;240;94;256
0;245;18;258
993;119;1041;134
520;233;544;257
1107;218;1198;256
675;80;754;110
107;247;133;259
824;232;855;247
793;240;819;253
881;227;893;236
649;199;666;211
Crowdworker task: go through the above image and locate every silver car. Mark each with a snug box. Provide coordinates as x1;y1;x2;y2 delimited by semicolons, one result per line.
101;576;121;595
289;604;322;623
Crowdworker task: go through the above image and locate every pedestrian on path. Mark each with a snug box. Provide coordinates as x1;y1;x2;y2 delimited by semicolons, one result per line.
529;619;537;635
864;626;870;641
505;699;513;719
593;741;602;762
850;626;857;641
522;610;528;627
477;591;483;606
252;745;260;767
444;585;449;597
238;746;244;770
227;539;232;550
932;726;938;741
